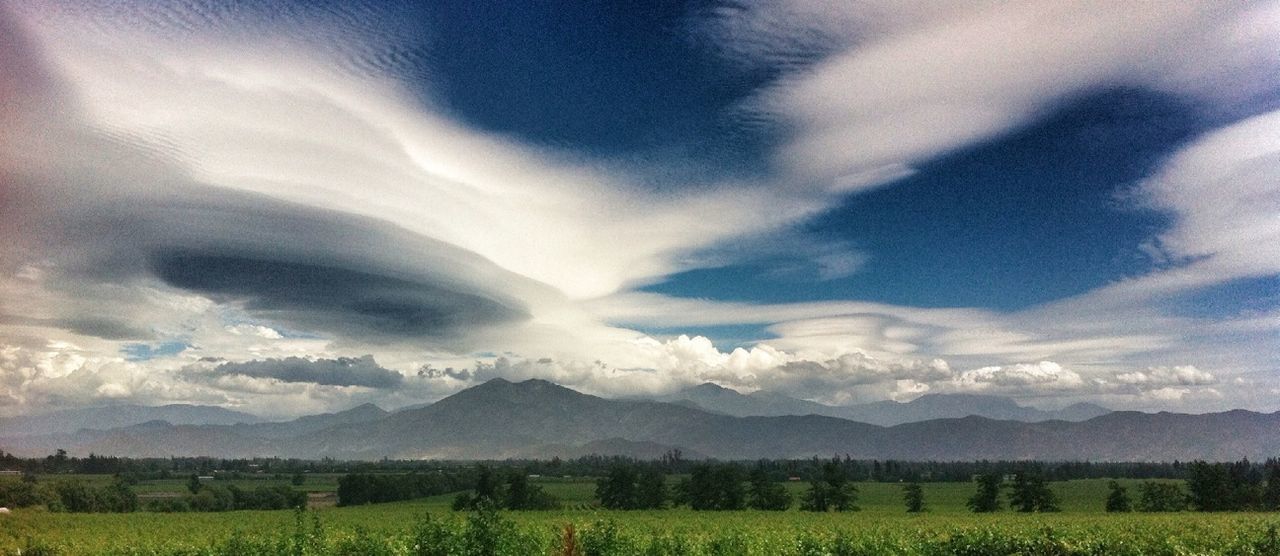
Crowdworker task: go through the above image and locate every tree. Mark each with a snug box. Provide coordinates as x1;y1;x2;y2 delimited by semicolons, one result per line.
187;473;202;495
800;460;858;512
676;463;746;511
596;465;638;510
747;467;791;511
967;473;1002;513
503;470;558;510
472;465;503;505
1186;461;1230;511
1105;481;1131;512
635;467;668;510
1137;481;1187;512
902;482;925;513
1263;462;1280;511
1008;471;1059;513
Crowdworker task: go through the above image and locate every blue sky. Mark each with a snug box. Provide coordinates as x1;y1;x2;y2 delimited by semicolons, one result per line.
1;0;1278;416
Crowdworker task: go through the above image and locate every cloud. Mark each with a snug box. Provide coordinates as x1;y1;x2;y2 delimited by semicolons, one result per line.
199;355;404;389
1115;365;1217;387
955;361;1086;391
712;1;1280;186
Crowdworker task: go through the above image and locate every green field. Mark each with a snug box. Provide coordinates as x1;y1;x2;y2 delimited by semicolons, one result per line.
3;478;1279;555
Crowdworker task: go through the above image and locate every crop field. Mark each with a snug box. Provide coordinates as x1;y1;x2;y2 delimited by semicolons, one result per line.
3;478;1280;555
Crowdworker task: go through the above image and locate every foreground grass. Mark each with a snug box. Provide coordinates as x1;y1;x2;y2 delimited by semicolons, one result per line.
3;480;1278;555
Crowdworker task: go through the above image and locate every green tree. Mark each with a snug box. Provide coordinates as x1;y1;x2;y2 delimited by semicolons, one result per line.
504;470;558;510
472;465;503;505
747;467;791;511
902;482;925;513
596;465;638;510
676;463;746;510
1263;462;1280;511
635;467;667;510
800;460;858;512
186;473;202;495
1105;480;1132;512
1008;471;1059;512
967;473;1003;513
1137;481;1187;512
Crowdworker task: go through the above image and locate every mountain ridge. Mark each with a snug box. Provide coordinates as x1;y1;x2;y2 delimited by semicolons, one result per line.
2;379;1272;462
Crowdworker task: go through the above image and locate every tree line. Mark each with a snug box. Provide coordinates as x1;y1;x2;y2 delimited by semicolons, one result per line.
336;470;474;506
592;459;859;512
1;449;1219;482
1104;459;1280;513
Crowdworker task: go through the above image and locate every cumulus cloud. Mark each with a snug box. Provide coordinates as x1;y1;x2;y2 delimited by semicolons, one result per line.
1115;365;1217;387
955;361;1086;392
196;356;404;389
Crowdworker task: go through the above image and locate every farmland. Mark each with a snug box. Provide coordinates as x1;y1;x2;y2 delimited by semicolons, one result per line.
3;478;1279;555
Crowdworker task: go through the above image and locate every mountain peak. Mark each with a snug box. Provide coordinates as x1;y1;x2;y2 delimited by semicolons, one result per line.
686;382;742;396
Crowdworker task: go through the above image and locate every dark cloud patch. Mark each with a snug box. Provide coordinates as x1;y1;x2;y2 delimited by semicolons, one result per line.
209;355;403;389
417;365;472;381
151;250;525;339
54;317;153;341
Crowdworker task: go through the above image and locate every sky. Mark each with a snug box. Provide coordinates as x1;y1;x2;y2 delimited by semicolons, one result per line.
1;0;1278;419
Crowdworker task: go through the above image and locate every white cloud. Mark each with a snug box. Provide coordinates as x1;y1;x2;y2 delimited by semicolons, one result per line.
955;361;1085;392
729;0;1280;186
1115;365;1217;386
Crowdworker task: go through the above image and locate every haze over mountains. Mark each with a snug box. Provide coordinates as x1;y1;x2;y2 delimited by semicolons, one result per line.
2;379;1275;462
649;382;1110;425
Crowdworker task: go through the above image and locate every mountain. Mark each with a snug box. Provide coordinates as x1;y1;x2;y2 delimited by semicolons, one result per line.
1;379;1273;462
233;403;388;439
841;394;1111;426
651;383;1110;425
0;404;261;437
651;383;837;418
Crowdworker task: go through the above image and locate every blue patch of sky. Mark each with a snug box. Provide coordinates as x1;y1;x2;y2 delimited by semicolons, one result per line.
645;89;1218;311
1171;276;1280;319
412;0;785;182
121;341;189;362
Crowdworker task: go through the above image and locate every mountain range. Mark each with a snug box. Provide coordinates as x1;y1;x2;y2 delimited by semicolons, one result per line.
648;382;1110;425
2;379;1274;462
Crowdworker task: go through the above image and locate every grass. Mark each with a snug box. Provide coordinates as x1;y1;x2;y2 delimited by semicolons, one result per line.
2;478;1276;555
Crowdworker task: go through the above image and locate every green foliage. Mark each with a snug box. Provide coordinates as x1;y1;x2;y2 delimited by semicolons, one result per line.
596;465;638;510
1264;463;1280;511
747;467;791;511
902;482;925;513
800;460;858;512
1187;460;1263;511
675;463;746;511
1008;470;1059;513
1105;481;1131;513
1137;480;1188;512
337;471;470;506
966;473;1003;513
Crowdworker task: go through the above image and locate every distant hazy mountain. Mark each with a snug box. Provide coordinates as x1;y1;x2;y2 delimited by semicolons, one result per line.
232;403;388;439
0;404;261;437
653;383;1110;425
2;379;1273;462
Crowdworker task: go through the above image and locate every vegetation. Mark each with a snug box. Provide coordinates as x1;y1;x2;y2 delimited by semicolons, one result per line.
450;467;558;511
966;473;1003;513
902;481;925;513
6;453;1280;554
1137;480;1189;512
1105;480;1131;512
1007;470;1060;512
799;459;858;512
